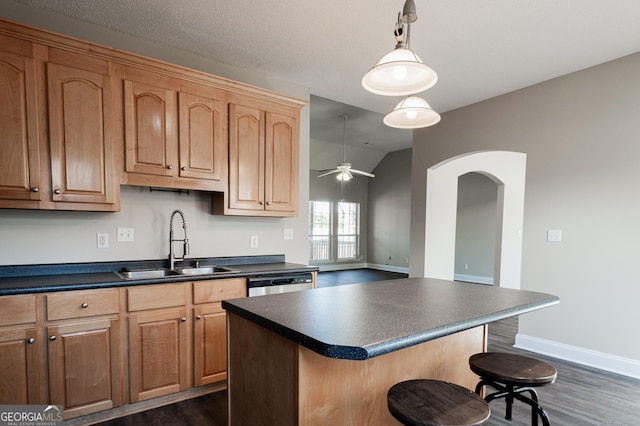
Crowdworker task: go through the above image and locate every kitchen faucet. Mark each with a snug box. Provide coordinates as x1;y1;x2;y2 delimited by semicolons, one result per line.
169;209;189;270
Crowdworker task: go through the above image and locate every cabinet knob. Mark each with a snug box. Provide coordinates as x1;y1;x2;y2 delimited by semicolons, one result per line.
259;201;264;205
81;303;88;308
31;187;39;193
196;315;202;320
167;165;173;170
266;201;272;205
181;166;187;171
181;317;187;322
27;337;35;344
53;188;61;194
49;335;56;341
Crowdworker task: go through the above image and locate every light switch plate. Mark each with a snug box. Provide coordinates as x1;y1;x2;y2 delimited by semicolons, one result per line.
117;227;134;242
547;229;562;242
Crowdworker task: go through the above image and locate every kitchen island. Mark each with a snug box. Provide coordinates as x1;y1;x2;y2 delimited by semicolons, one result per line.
222;277;559;425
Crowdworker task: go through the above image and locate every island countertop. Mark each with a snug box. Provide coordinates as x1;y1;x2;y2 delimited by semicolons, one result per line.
222;277;559;360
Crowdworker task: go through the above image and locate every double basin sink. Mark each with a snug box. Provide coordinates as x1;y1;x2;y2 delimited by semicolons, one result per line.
116;265;239;280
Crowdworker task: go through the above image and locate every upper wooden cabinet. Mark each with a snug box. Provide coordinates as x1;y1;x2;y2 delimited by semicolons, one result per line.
214;95;300;216
122;68;227;191
46;50;119;208
0;37;120;211
0;47;42;205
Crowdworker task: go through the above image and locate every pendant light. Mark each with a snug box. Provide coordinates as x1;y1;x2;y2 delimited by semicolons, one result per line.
383;95;441;129
361;0;437;97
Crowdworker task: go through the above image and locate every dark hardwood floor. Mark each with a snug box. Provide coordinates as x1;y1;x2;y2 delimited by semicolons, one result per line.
95;270;640;425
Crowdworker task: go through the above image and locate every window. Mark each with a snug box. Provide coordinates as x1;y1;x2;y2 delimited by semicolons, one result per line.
337;202;359;259
309;201;360;261
309;201;331;261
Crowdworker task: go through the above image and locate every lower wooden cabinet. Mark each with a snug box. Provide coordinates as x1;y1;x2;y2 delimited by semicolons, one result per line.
47;318;122;418
193;303;227;386
128;308;189;402
0;328;39;405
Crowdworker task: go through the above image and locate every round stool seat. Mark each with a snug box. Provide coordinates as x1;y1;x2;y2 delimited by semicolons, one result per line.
387;379;490;426
469;352;557;385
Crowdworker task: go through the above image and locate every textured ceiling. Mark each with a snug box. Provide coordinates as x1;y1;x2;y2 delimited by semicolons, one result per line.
6;0;640;171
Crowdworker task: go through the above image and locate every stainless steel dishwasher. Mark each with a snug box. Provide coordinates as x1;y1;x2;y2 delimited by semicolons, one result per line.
247;272;314;296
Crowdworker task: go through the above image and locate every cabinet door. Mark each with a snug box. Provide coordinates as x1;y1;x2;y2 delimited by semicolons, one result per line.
265;111;299;213
193;304;227;386
0;50;42;203
129;309;188;402
228;103;265;211
124;79;177;177
178;91;226;182
47;61;117;206
47;318;122;419
0;328;40;405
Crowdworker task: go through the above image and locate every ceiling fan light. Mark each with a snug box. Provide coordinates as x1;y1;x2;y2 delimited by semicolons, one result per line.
336;170;353;181
383;95;441;129
362;48;438;96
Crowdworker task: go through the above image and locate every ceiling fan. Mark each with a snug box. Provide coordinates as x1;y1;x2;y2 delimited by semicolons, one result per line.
317;115;375;181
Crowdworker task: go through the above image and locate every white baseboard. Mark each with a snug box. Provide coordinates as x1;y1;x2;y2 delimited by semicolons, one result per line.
316;262;368;272
515;333;640;380
453;274;494;285
367;263;409;274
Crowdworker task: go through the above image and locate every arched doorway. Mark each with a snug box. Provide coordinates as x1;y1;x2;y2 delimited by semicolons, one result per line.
422;151;526;289
454;172;498;285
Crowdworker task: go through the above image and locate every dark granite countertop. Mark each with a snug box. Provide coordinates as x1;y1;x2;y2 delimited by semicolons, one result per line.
222;277;559;361
0;255;318;295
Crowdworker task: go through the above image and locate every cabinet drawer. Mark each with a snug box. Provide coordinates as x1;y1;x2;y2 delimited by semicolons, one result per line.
127;283;187;312
0;295;36;326
193;278;246;304
47;289;119;321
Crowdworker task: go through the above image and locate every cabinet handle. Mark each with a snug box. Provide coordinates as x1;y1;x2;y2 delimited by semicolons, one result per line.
181;317;187;322
31;187;39;193
49;335;56;341
266;201;272;205
259;201;264;205
167;165;173;170
196;315;202;320
27;337;35;344
181;166;187;171
53;188;61;194
81;303;88;308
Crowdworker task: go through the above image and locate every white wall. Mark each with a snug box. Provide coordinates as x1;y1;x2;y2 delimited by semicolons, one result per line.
410;53;640;376
0;3;311;267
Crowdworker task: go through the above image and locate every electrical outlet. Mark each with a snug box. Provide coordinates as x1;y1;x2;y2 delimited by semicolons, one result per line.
250;235;259;248
97;233;109;249
117;227;134;242
547;229;562;242
283;228;294;240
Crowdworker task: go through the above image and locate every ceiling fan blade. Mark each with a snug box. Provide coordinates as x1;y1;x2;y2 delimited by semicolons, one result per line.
317;169;340;178
350;169;376;178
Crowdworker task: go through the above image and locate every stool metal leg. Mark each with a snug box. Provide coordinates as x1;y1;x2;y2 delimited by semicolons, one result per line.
476;379;551;426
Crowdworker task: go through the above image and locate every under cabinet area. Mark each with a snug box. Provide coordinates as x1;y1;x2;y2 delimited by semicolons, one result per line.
45;289;122;418
0;277;250;421
0;295;39;405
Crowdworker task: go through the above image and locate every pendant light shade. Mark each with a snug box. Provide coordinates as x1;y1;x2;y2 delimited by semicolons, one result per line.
362;0;438;97
383;95;441;129
361;48;438;97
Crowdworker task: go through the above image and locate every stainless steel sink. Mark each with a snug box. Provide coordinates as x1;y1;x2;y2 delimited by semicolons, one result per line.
116;268;181;280
174;266;239;275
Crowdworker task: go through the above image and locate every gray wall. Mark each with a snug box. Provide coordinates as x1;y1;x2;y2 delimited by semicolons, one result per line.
0;3;311;266
308;171;369;268
454;173;498;282
367;149;412;270
411;53;640;366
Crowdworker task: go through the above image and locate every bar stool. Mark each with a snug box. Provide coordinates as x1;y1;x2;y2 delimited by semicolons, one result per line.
469;352;557;426
387;379;491;426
